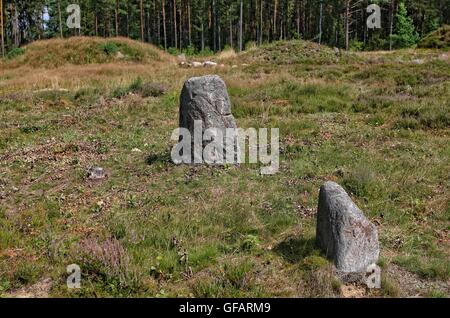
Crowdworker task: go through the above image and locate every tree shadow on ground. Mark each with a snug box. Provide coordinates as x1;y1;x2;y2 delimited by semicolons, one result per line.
273;236;320;264
145;151;173;166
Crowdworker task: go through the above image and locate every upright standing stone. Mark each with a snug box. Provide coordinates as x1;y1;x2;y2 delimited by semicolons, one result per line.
316;181;379;278
179;75;238;163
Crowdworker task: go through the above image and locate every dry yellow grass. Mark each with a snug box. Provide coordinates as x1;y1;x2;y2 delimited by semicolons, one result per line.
217;48;238;60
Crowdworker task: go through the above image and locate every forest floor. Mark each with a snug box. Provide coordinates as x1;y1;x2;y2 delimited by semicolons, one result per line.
0;38;449;298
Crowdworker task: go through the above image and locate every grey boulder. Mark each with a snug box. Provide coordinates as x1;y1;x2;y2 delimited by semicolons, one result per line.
316;181;379;277
178;75;238;163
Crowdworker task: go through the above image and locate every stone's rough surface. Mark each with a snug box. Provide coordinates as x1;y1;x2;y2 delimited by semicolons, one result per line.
180;75;236;130
316;181;379;275
179;75;238;163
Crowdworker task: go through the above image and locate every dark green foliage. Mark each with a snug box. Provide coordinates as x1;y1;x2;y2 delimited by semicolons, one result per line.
101;42;119;55
6;48;25;59
391;3;420;48
418;25;450;48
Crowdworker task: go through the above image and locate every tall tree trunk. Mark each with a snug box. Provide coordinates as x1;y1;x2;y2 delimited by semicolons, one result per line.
0;0;4;57
229;6;233;49
162;0;167;49
297;0;300;37
319;1;323;45
115;0;119;36
255;0;258;42
302;0;306;37
140;0;144;41
389;0;395;51
217;1;221;51
201;22;204;50
239;0;243;51
363;8;367;45
126;1;130;37
12;1;19;46
200;0;204;50
345;0;350;50
259;0;263;44
173;0;177;49
58;0;63;38
147;11;151;42
106;15;110;37
95;14;98;36
218;20;221;51
179;1;182;50
157;2;161;44
37;5;42;40
213;0;216;51
273;0;277;37
188;0;192;46
104;15;107;37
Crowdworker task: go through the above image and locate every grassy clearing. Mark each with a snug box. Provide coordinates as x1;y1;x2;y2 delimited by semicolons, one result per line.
0;38;449;298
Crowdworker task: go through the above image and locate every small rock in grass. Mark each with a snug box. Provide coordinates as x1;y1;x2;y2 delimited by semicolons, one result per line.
191;61;203;68
203;61;218;67
116;51;125;59
87;167;106;180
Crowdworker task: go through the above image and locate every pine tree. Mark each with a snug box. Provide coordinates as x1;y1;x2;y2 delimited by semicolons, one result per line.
392;2;419;48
